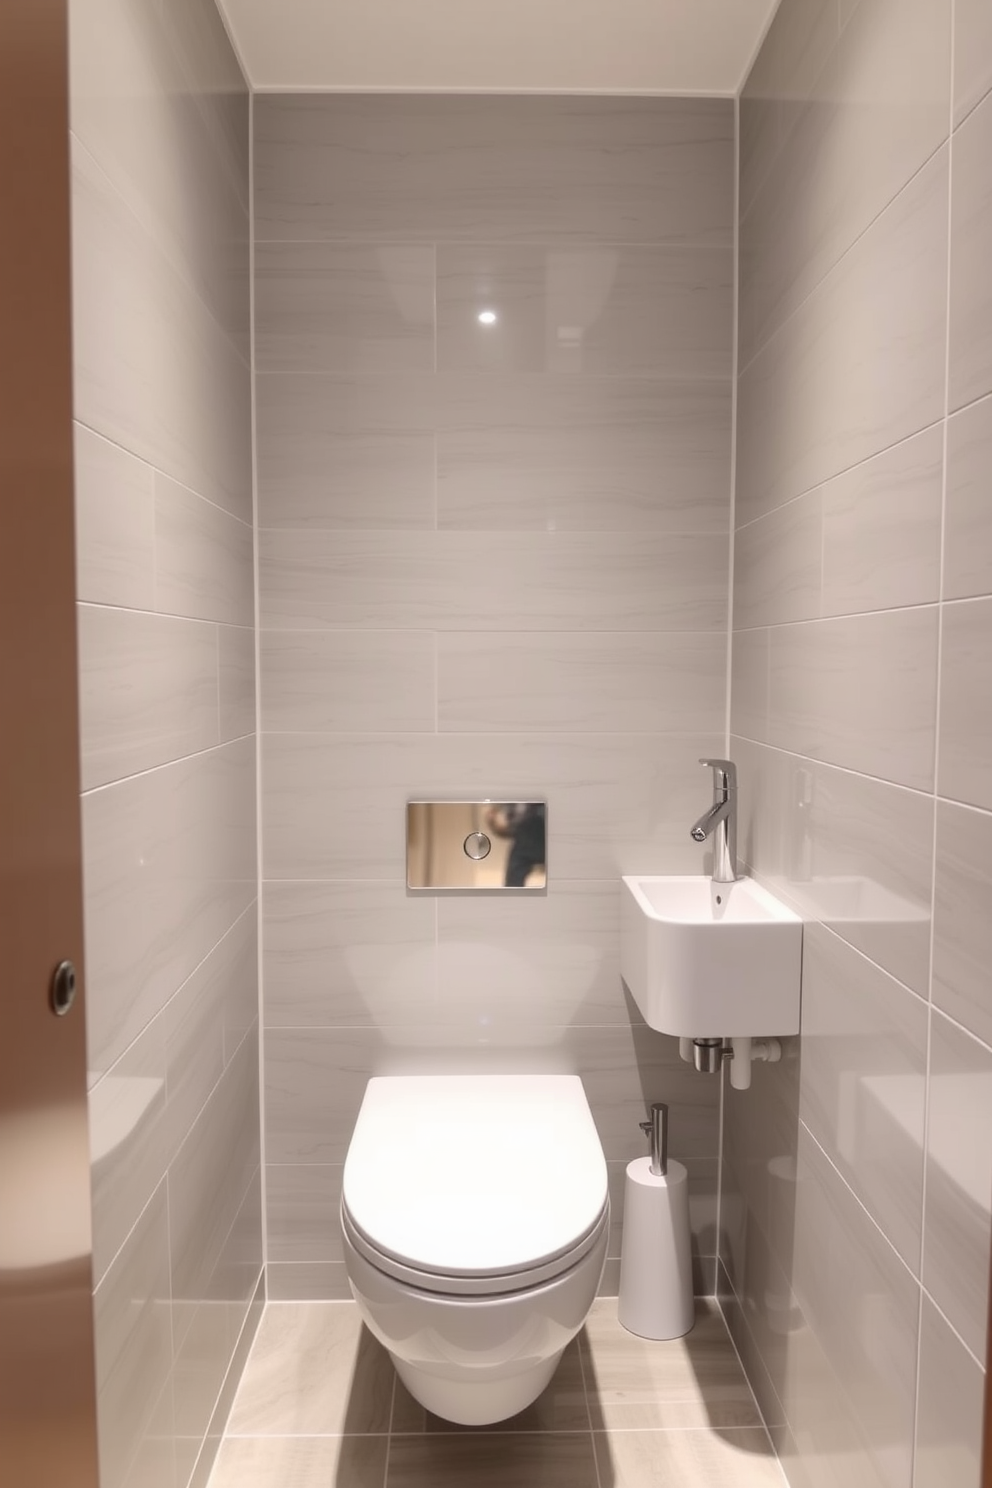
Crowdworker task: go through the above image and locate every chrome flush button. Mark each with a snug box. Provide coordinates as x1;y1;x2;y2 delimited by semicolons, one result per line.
463;831;492;861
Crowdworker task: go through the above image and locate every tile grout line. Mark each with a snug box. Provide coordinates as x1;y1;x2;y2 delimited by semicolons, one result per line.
576;1328;604;1488
382;1370;396;1488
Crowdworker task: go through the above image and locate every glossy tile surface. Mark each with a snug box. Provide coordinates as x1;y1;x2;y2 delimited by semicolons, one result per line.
922;1013;992;1359
210;1436;388;1488
260;630;435;733
595;1428;782;1488
914;1297;985;1488
73;422;155;608
944;394;992;600
932;801;992;1046
938;599;992;808
155;474;254;626
954;0;992;124
949;91;992;410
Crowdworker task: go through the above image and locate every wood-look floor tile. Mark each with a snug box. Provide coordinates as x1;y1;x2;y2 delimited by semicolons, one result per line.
390;1339;588;1433
581;1299;761;1430
209;1434;388;1488
595;1427;782;1487
226;1304;392;1435
386;1431;599;1488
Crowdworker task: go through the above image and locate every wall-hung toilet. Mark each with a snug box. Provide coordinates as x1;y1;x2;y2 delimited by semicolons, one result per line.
340;1073;609;1425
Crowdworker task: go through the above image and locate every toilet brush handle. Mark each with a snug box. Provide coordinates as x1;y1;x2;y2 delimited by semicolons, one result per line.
639;1102;669;1178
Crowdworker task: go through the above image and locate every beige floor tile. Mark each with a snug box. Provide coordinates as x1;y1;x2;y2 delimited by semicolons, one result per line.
209;1434;387;1488
581;1299;761;1430
226;1303;393;1435
595;1427;782;1487
390;1338;588;1433
386;1431;599;1487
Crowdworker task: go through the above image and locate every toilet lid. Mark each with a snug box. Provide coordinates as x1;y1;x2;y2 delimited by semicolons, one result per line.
342;1075;608;1278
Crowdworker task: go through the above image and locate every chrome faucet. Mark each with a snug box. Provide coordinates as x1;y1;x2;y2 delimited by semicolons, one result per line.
689;758;738;883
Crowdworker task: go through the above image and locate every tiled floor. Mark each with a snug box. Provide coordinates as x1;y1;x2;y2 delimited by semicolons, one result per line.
207;1298;785;1487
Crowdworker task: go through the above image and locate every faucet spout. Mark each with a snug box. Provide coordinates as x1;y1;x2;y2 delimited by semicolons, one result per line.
690;757;739;882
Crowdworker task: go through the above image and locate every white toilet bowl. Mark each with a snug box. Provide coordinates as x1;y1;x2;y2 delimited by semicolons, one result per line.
340;1074;609;1425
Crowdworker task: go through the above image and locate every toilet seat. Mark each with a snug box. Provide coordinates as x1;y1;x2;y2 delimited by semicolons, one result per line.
342;1074;609;1297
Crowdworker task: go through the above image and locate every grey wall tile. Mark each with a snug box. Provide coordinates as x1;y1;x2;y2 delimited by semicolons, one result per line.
954;0;992;125
944;395;992;600
78;605;220;790
155;474;254;626
74;422;155;609
265;1165;344;1264
436;374;732;534
799;925;927;1272
437;631;727;734
263;881;437;1028
83;737;257;1075
922;1011;992;1359
260;631;435;733
737;148;948;524
436;243;732;379
254;95;733;245
933;801;992;1047
732;739;934;995
255;242;434;374
729;629;771;743
734;499;821;630
938;599;992;808
914;1296;985;1488
739;0;951;365
766;608;938;790
255;373;436;530
210;1434;388;1486
260;530;729;633
262;731;722;883
949;90;992;410
93;1183;174;1488
264;1263;351;1301
219;625;256;742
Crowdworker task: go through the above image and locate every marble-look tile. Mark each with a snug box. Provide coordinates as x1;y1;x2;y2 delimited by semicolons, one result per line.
262;732;722;882
799;924;927;1272
89;1017;169;1284
722;1039;802;1273
954;0;992;124
264;1028;379;1165
730;629;770;743
255;242;434;374
164;905;258;1155
169;1033;260;1308
718;1263;791;1435
180;1275;264;1488
265;1165;344;1265
265;1263;352;1301
83;737;256;1074
938;599;992;809
209;1435;388;1488
73;422;155;609
218;626;255;742
731;739;934;994
739;0;951;365
734;499;821;630
437;632;726;735
254;95;733;246
255;373;435;530
389;1432;599;1488
922;1011;992;1360
594;1428;782;1488
914;1296;985;1488
436;374;731;534
581;1298;760;1430
94;1183;174;1488
152;0;249;198
767;608;938;790
263;881;436;1027
71;137;251;524
436;244;732;379
944;394;992;600
260;530;729;633
933;801;992;1047
790;1126;919;1488
949;91;992;410
260;631;435;733
435;882;626;1028
391;1338;587;1433
155;474;254;627
226;1303;393;1435
718;1205;798;1432
743;0;839;121
77;605;219;789
737;147;948;523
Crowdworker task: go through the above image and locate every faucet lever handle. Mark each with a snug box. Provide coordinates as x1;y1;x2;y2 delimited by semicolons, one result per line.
699;757;737;792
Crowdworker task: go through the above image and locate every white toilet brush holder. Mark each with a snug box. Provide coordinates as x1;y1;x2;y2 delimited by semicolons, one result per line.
617;1102;694;1340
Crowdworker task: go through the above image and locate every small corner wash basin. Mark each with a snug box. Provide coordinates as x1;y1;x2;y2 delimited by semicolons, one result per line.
620;876;802;1038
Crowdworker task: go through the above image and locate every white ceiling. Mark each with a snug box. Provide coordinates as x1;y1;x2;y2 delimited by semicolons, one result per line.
216;0;782;96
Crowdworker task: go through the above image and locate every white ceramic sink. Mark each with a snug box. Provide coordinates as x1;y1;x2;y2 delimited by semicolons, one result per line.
620;875;803;1038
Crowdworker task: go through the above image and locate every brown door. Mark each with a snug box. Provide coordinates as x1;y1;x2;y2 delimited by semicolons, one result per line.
0;1;101;1484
